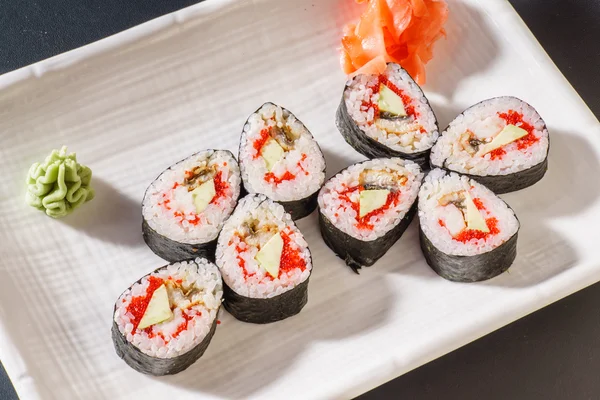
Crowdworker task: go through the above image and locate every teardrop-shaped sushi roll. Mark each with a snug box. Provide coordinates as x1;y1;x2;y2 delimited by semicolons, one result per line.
336;63;439;170
238;103;326;220
216;194;312;323
418;169;520;282
112;258;223;375
430;96;549;194
318;158;424;273
142;150;242;262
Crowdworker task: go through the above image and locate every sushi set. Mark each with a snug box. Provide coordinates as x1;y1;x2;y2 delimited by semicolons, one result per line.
102;54;549;373
2;0;600;399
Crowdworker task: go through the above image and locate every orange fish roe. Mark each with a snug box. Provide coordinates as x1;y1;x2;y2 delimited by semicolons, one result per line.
188;215;201;226
211;171;229;204
236;243;255;279
379;75;418;118
473;198;485;211
126;276;164;332
438;219;445;227
338;185;401;230
144;329;166;341
236;231;306;282
172;312;195;338
454;217;500;243
497;110;539;151
357;191;401;230
490;148;506;160
297;153;309;176
264;171;296;185
253;128;271;158
279;231;307;275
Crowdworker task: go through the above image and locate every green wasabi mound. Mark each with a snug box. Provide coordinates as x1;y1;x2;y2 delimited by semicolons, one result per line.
26;146;95;218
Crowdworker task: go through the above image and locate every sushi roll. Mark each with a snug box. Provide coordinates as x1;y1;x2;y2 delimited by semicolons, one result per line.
216;194;312;323
238;102;326;220
336;63;439;170
318;158;423;272
430;96;549;194
142;150;241;262
418;169;519;282
112;258;223;375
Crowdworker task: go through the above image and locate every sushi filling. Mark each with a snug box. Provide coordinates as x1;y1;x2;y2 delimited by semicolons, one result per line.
240;103;325;202
419;169;518;256
344;63;438;153
430;97;549;175
318;158;423;241
217;195;311;298
142;150;241;243
114;259;222;358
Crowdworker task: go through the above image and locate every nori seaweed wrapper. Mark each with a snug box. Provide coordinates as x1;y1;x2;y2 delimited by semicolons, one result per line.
430;96;550;194
335;64;439;171
112;262;221;375
238;102;326;221
319;203;417;273
435;157;548;195
217;194;313;323
419;226;518;282
278;190;319;221
142;150;241;262
112;316;218;376
223;278;310;324
142;220;217;263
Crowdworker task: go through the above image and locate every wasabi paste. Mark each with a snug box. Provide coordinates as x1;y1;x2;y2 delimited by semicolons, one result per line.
26;146;95;218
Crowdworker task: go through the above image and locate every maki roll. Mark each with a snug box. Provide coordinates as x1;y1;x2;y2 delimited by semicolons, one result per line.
418;169;519;282
336;63;439;170
142;150;241;262
238;102;326;220
112;258;223;375
318;158;423;272
430;96;550;194
216;194;312;323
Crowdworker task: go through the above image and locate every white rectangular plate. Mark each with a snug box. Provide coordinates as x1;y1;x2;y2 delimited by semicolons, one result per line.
1;0;599;399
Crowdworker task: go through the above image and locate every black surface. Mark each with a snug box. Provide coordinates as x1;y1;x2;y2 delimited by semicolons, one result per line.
1;0;599;399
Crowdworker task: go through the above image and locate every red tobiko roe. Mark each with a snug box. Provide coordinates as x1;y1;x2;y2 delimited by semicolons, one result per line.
279;232;307;275
454;218;500;243
379;75;418;118
211;171;229;204
126;276;164;332
338;185;401;230
361;75;419;122
237;231;306;281
253;128;271;158
497;110;539;151
264;171;296;185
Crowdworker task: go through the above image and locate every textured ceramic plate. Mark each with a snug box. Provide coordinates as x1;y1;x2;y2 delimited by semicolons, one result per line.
1;0;599;399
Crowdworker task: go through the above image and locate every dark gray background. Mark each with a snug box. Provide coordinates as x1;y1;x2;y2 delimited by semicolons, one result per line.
1;0;599;399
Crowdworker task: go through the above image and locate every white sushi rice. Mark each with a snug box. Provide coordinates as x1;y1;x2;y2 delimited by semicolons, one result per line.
318;158;423;241
142;150;241;244
239;103;325;202
114;258;223;358
216;194;312;298
344;63;438;153
430;96;549;175
418;169;519;256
